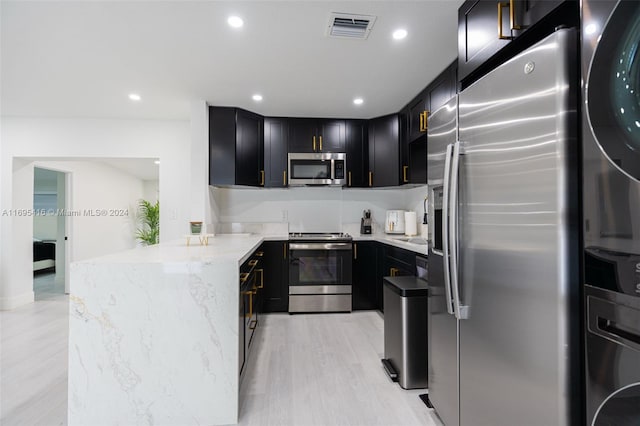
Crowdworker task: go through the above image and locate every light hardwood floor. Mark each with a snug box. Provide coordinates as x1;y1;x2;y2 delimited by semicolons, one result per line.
1;280;440;426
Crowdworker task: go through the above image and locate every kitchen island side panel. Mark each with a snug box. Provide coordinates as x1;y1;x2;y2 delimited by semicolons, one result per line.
68;261;239;426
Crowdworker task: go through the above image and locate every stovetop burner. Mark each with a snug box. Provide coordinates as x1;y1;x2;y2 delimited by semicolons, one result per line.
289;232;352;241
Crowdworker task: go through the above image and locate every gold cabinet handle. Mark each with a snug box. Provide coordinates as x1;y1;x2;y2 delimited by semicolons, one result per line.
243;289;254;318
403;165;409;183
509;0;523;30
390;267;399;277
248;259;258;267
260;170;265;186
313;136;316;151
348;171;352;187
256;251;264;257
256;269;264;289
319;135;323;151
283;242;287;259
240;272;250;283
353;243;357;260
420;111;430;132
498;2;513;40
369;171;373;187
283;170;287;186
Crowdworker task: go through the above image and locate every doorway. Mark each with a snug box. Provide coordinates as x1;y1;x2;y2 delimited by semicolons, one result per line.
32;167;69;300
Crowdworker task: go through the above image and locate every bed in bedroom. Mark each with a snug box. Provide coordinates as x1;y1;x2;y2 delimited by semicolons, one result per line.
33;239;56;272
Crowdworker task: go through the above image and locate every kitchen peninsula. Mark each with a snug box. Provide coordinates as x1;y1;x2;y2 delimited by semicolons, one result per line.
67;234;268;426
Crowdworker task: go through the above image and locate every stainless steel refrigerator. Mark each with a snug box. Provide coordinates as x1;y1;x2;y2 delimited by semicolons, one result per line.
427;28;581;426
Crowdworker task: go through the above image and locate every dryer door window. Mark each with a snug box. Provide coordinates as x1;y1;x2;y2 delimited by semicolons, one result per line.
593;383;640;426
587;1;640;181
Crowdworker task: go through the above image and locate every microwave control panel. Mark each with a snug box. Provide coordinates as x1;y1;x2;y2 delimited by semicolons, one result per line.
334;160;345;179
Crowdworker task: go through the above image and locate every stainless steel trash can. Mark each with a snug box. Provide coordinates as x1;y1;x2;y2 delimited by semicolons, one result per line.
382;268;428;389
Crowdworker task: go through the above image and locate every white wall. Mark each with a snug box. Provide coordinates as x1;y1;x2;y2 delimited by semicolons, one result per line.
0;116;191;309
143;179;159;203
211;185;428;234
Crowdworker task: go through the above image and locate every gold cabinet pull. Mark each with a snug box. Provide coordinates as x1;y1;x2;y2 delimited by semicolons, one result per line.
260;170;265;186
319;135;323;151
353;243;357;260
248;259;258;267
283;242;287;259
313;136;316;151
240;272;250;283
348;171;352;187
369;171;373;187
497;2;513;40
420;111;430;132
403;165;409;183
390;267;399;277
256;251;264;257
283;170;287;186
509;0;523;30
243;289;254;318
256;269;264;289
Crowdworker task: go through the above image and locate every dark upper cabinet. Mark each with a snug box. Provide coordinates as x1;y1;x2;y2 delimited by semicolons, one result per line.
368;114;400;188
345;120;368;188
352;241;378;310
209;106;264;187
261;241;289;313
407;88;429;144
264;118;289;188
458;0;574;86
288;118;346;153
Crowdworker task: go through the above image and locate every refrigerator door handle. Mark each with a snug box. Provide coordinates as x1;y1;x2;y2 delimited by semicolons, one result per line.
442;143;455;315
450;141;469;320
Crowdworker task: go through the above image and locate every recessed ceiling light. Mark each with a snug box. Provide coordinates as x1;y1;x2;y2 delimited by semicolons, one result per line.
154;160;160;165
128;93;141;101
353;98;364;105
228;16;244;28
252;94;263;101
585;23;597;35
392;29;408;40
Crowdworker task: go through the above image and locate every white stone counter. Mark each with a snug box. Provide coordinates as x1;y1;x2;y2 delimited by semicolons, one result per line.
351;234;428;255
68;234;277;426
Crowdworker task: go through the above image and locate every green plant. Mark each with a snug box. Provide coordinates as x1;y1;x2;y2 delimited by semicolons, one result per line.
136;199;159;245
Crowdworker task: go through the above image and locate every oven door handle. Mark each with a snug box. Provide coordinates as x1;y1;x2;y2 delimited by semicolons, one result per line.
289;242;353;250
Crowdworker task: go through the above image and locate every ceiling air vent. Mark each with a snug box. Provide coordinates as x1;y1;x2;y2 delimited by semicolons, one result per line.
327;13;377;39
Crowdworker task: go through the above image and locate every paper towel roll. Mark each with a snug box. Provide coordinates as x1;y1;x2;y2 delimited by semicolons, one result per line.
404;211;417;236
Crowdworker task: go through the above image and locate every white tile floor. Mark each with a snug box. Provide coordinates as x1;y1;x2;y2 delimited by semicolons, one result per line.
0;277;441;426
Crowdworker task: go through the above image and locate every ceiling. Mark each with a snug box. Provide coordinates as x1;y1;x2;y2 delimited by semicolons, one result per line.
1;1;464;121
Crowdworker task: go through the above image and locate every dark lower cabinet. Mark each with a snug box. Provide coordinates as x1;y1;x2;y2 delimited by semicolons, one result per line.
352;241;378;310
368;114;400;187
261;241;289;313
264;118;289;188
345;120;367;188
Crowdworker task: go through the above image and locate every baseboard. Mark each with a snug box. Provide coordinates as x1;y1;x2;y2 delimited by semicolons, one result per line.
0;291;35;310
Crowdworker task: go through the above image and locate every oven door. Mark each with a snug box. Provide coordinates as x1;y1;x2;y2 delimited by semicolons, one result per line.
289;242;352;294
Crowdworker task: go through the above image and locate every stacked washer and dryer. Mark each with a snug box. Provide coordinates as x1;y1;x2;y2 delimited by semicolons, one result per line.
582;1;640;424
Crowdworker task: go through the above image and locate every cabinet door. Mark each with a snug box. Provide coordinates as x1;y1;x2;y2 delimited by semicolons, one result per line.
264;118;289;188
352;241;378;310
288;118;317;153
368;114;400;187
345;120;367;188
319;119;346;152
512;0;567;38
236;109;264;186
407;89;429;143
209;106;237;186
262;241;289;313
427;60;457;115
408;139;427;184
458;0;513;84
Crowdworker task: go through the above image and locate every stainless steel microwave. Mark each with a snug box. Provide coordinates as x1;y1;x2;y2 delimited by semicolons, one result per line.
288;153;346;186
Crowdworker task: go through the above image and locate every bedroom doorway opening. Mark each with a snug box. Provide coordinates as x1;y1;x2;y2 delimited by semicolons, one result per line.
33;167;68;300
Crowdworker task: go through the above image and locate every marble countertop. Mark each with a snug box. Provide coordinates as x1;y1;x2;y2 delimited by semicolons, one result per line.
74;234;284;266
351;234;428;255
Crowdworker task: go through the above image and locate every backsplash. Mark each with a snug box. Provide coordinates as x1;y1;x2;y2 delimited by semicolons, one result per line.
209;186;427;233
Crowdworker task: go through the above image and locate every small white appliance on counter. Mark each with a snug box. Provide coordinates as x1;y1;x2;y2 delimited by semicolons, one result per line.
385;210;406;234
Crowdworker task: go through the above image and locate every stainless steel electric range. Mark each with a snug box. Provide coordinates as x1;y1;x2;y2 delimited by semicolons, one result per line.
288;232;353;313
